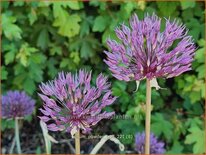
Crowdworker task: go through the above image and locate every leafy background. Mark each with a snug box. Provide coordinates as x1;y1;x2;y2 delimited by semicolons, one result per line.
1;1;205;154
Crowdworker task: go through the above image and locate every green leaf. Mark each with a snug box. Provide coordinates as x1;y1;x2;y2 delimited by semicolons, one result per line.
5;52;15;65
13;73;27;88
52;1;81;10
30;53;47;64
2;13;22;40
80;41;94;59
190;91;201;103
70;51;80;64
193;3;204;18
186;19;203;41
28;62;44;82
1;1;10;9
67;1;81;10
37;28;50;50
195;40;205;63
25;115;33;122
80;20;90;37
185;117;203;128
53;4;81;38
54;14;81;38
89;1;106;10
59;57;76;70
13;1;25;6
167;141;184;154
182;9;194;22
23;78;36;95
4;43;17;65
151;113;174;141
36;146;42;154
47;58;58;78
112;81;130;112
93;16;108;32
197;39;205;46
185;126;205;154
28;8;38;25
60;58;69;68
123;2;136;14
49;45;62;56
157;2;178;17
80;15;92;37
180;1;196;10
114;120;136;144
195;48;204;63
1;66;8;80
53;3;65;18
38;1;51;7
13;64;24;76
201;84;205;99
113;81;127;91
196;65;205;79
70;35;100;61
1;119;15;131
102;28;118;44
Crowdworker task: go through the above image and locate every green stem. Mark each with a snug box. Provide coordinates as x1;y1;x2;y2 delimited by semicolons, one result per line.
15;118;22;154
145;79;151;154
75;130;80;154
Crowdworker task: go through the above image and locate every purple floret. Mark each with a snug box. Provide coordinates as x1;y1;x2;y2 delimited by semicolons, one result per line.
2;91;35;118
104;13;196;82
135;132;165;154
38;70;116;135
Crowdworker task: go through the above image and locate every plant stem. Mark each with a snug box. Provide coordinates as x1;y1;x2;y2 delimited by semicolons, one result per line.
15;118;22;154
145;79;151;154
75;130;80;154
9;137;16;154
44;132;50;154
90;135;124;154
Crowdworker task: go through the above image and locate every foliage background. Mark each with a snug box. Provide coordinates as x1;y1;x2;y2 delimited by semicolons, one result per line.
1;1;205;154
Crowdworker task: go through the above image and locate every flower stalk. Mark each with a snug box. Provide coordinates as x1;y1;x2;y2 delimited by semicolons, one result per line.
145;79;151;154
75;130;80;154
15;118;22;154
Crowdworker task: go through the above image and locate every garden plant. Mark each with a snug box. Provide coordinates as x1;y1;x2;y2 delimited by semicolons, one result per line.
1;1;205;154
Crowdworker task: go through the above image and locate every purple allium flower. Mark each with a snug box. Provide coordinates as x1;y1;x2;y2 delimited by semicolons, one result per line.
135;132;165;154
104;13;196;83
2;91;35;118
38;70;116;136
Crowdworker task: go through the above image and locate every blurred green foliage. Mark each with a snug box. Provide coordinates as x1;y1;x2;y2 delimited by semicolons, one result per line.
1;1;205;154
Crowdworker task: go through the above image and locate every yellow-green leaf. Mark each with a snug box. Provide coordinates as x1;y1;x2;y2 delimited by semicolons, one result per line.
16;43;38;66
2;13;22;40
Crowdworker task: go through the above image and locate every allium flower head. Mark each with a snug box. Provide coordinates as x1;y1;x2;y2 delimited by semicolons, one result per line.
2;91;35;118
135;132;165;154
104;13;196;83
38;70;116;136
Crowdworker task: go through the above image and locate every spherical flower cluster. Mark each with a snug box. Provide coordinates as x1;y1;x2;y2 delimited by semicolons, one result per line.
135;132;165;154
104;13;196;82
38;70;116;136
2;91;35;118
